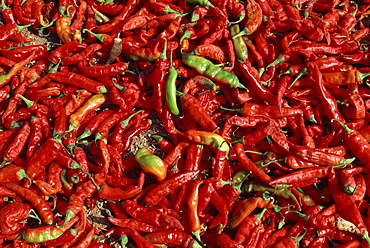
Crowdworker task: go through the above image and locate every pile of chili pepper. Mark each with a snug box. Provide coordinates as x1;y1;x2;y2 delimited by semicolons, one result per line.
2;0;370;246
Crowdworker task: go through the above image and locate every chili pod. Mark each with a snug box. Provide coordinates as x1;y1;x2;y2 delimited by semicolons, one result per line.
135;148;167;181
182;55;247;89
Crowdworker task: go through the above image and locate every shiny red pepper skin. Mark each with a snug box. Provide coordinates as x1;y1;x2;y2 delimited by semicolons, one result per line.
49;41;87;63
78;62;128;77
3;122;31;163
4;182;55;224
145;171;199;206
26;138;63;184
13;0;36;24
33;71;108;94
95;0;138;34
0;45;47;62
40;97;67;136
144;230;199;247
179;92;218;131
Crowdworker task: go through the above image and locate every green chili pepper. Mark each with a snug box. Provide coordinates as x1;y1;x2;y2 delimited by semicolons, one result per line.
230;24;248;62
166;51;180;116
135;148;167;181
182;55;247;90
23;217;78;243
243;181;300;209
185;129;230;155
185;0;214;7
232;170;251;183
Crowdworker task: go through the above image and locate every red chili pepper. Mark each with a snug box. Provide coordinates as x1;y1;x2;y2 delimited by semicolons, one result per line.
49;41;87;63
177;91;218;131
119;227;159;248
223;102;303;119
123;200;184;230
271;128;355;166
34;162;63;195
62;43;103;65
144;40;169;115
234;143;271;183
2;121;31;165
12;0;36;24
274;229;307;248
145;171;198;206
94;110;132;140
39;97;67;137
153;135;175;154
328;166;370;245
216;233;244;248
187;179;203;233
119;119;151;154
229;196;270;229
0;51;35;88
0;202;31;235
78;62;128;77
95;0;138;34
109;111;145;145
70;0;87;33
144;230;201;247
73;227;96;248
109;217;166;233
0;164;28;183
333;120;370;169
77;108;116;141
27;117;43;159
36;71;108;94
64;173;105;224
4;182;55;224
1;0;16;24
43;209;87;247
208;189;228;229
68;93;106;132
25;138;62;183
98;171;145;201
94;3;123;16
338;5;357;31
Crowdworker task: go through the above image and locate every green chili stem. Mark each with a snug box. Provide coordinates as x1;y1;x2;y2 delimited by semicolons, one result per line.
232;27;251;39
291;229;307;244
83;29;104;42
180;30;191;44
331;119;353;134
1;0;8;9
17;94;34;108
359;71;370;81
350;2;358;16
120;110;144;127
288;68;308;89
229;13;246;25
159;38;167;59
344;184;360;196
362;231;370;246
164;5;188;17
267;54;285;68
